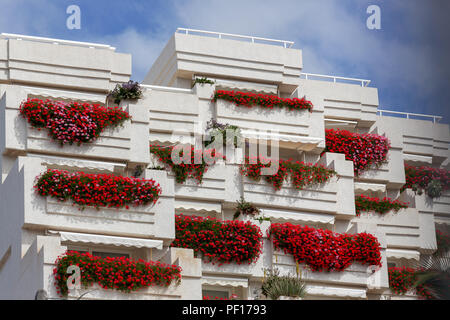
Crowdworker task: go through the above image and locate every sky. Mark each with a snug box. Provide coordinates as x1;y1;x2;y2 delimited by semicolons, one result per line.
0;0;449;122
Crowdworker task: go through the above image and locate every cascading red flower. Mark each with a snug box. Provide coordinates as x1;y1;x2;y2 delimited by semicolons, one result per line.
240;156;336;190
268;223;382;272
388;266;433;299
355;194;409;216
172;214;263;265
53;251;181;297
34;169;161;210
150;144;224;184
19;98;130;145
324;129;390;175
436;229;450;253
212;90;313;112
402;164;450;193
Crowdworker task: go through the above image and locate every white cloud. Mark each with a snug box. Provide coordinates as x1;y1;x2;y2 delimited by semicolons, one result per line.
99;28;170;81
0;0;447;118
0;0;61;36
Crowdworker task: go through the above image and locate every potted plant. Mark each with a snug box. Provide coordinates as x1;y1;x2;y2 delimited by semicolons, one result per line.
107;80;143;105
233;196;260;220
426;180;443;198
261;268;307;300
205;119;242;149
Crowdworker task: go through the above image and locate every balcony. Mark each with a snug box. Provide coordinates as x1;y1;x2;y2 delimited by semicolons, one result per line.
402;188;450;225
1;156;175;240
299;74;379;128
173;164;227;215
143;29;302;94
200;220;271;280
354;207;436;256
354;126;406;189
4;233;201;300
224;152;356;222
272;250;388;299
375;115;450;166
213;87;325;154
0;85;150;164
0;33;131;91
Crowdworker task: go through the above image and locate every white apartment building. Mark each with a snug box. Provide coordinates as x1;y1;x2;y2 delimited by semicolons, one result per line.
0;29;449;300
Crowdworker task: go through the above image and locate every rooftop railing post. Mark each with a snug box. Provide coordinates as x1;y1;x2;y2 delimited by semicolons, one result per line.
174;28;294;48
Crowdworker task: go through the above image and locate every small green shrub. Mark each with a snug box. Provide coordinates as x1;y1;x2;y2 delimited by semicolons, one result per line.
426;180;443;198
261;268;307;300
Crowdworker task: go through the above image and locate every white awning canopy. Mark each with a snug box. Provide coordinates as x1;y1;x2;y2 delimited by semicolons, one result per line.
29;154;126;174
324;118;358;130
354;182;386;193
306;285;367;299
386;248;420;261
202;275;248;288
51;231;163;250
403;153;433;164
241;130;323;152
149;132;195;145
260;208;334;225
175;199;221;214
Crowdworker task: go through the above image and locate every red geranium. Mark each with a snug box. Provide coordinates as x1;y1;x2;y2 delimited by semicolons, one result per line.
34;169;161;210
19;98;130;145
150;144;224;184
355;194;409;216
324;129;390;175
268;223;382;272
240;156;336;191
388;266;433;299
172;214;263;265
54;251;181;297
402;164;450;193
212;90;313;112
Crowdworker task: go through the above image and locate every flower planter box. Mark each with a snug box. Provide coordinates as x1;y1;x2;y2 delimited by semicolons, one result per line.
356;145;405;188
272;250;373;287
215;99;324;152
8;156;175;240
25;123;132;161
224;153;356;220
195;220;271;279
242;177;339;214
0;86;138;163
67;283;182;300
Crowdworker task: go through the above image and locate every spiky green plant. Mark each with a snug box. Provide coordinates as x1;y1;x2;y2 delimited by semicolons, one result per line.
409;227;450;299
261;268;307;300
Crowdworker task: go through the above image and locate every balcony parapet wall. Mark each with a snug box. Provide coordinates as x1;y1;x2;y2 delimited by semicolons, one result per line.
2;156;175;241
0;85;150;165
0;37;131;92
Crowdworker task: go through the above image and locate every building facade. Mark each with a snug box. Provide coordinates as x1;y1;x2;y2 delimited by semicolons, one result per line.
0;29;449;300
